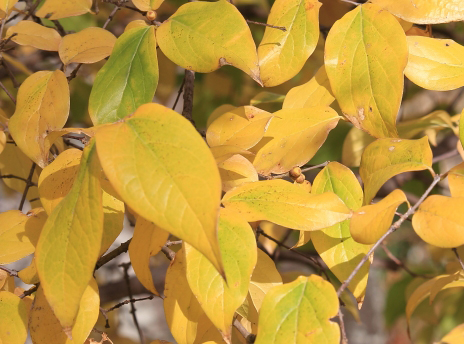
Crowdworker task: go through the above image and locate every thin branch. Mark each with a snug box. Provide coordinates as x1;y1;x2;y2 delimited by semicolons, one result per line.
270;161;330;179
0;80;16;104
182;69;195;125
338;309;348;344
0;174;37;185
100;295;156;328
1;59;20;88
452;248;464;271
52;20;67;36
161;246;175;261
63;138;84;150
246;19;286;32
95;239;131;270
19;284;39;299
233;318;256;344
172;78;185;111
381;242;433;279
432;149;459;164
165;240;182;247
103;6;120;29
337;174;442;297
19;162;36;211
23;0;41;21
0;265;18;277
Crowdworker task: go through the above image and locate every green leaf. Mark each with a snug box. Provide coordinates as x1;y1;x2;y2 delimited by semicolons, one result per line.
88;26;158;125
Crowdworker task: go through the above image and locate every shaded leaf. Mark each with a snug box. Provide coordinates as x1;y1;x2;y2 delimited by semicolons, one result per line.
218;154;258;192
210;145;254;164
6;21;61;51
36;0;92;20
258;221;288;254
439;323;464;344
250;92;285;107
0;291;28;344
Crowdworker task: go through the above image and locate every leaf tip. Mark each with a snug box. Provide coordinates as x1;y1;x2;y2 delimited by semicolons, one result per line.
63;326;73;340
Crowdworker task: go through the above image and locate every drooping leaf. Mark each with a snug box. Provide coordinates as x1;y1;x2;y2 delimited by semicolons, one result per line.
184;207;257;339
412;195;464;248
324;3;408;138
0;291;28;344
59;27;116;65
439;323;464;344
252;107;340;175
35;140;103;330
29;279;100;344
157;0;261;84
218;154;258;192
370;0;464;24
206;106;272;150
0;208;47;264
222;179;351;231
310;162;371;301
36;0;92;19
6;21;61;51
351;189;408;245
360;137;433;204
258;0;321;87
132;0;163;11
254;275;340;344
405;36;464;91
448;162;464;197
88;26;158;125
95;103;224;276
129;217;170;296
282;65;335;109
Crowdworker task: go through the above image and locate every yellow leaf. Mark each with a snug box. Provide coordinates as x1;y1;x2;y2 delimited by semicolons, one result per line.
29;279;100;344
36;0;92;20
6;21;61;51
342;127;376;168
252;107;339;175
18;257;39;285
218;154;258;192
129;217;169;295
59;27;116;65
95;103;224;277
351;189;408;245
360;137;433;204
439;323;464;344
249;249;282;311
8;70;69;168
36;140;103;329
222;179;351;231
184;207;257;339
0;130;5;155
448;162;464;197
412;195;464;248
282;65;335;109
210;145;254;164
405;36;464;91
370;0;464;24
157;0;261;84
206;106;272;150
254;275;340;344
99;190;124;257
124;20;149;32
132;0;163;11
0;208;46;264
207;104;236;128
311;162;371;301
250;92;285;107
0;270;8;290
0;0;17;13
324;3;408;138
0;291;28;344
258;0;321;87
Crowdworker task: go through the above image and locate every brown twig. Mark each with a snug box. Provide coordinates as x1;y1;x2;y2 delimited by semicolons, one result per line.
0;265;18;277
161;246;175;261
233;318;256;343
452;248;464;271
165;240;182;247
100;295;156;328
52;20;67;36
246;19;286;32
19;162;36;211
23;0;42;21
381;242;433;279
95;239;131;270
270;161;329;179
0;174;37;185
172;78;185;111
19;284;39;299
182;69;195;125
1;59;20;88
0;80;16;104
338;309;348;344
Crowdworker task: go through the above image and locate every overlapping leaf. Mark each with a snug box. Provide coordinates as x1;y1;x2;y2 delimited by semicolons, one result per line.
210;145;254;164
0;0;17;13
6;21;61;51
36;0;92;19
132;0;164;11
448;162;464;197
218;154;258;192
0;291;28;344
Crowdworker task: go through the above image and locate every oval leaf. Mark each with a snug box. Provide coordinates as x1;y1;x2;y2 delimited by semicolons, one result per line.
6;21;61;51
218;153;258;192
132;0;163;11
36;0;92;19
0;291;28;344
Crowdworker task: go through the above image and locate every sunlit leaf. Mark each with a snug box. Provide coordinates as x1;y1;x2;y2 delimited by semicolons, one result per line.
184;207;257;339
18;257;39;285
325;3;408;138
218;154;258;192
0;0;17;13
6;21;61;51
412;195;464;248
439;323;464;344
36;0;92;20
448;162;464;197
29;279;100;344
89;26;158;125
132;0;163;11
222;179;351;231
124;19;149;32
360;137;433;204
206;106;272;150
95;103;224;276
0;291;28;344
351;189;408;245
405;36;464;91
157;0;261;84
210;145;254;164
129;217;170;296
258;0;321;87
59;27;116;65
0;208;46;264
254;275;340;344
207;104;236;128
252;107;340;175
36;140;103;330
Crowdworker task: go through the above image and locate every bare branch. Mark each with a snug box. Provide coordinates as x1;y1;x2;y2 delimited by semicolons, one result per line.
246;19;286;32
19;284;39;299
338;309;348;344
182;69;195;125
95;239;131;270
19;163;36;211
270;161;330;179
452;248;464;271
0;265;18;277
381;242;433;279
0;79;16;104
233;318;256;343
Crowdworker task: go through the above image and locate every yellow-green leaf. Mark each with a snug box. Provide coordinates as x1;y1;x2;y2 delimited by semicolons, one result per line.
351;189;408;245
370;0;464;24
6;21;61;51
412;195;464;248
29;279;100;344
98;190;124;257
258;0;321;87
360;137;433;204
184;207;257;338
132;0;163;11
36;0;92;20
218;154;258;192
8;70;69;168
95;103;224;277
206;106;272;150
310;162;371;301
282;65;335;109
448;162;464;197
405;36;464;91
0;208;47;264
0;0;17;13
89;26;158;125
222;179;351;231
129;217;170;296
157;0;261;84
324;3;408;138
439;323;464;344
36;140;103;329
0;291;28;344
252;107;340;175
254;275;340;344
59;27;116;65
